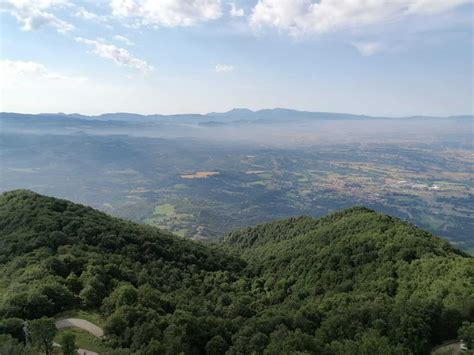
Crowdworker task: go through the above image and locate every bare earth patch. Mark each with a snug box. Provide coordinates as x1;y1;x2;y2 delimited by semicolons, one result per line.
245;170;266;174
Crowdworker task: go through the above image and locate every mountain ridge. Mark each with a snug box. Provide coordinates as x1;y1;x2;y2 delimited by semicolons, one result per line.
2;109;472;124
0;190;473;354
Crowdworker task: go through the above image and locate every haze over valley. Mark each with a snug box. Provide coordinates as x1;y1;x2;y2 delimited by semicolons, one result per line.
1;110;473;252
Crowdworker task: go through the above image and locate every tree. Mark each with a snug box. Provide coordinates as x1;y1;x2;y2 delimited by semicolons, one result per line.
329;330;403;355
249;332;268;353
459;322;474;348
102;284;138;314
28;318;56;355
205;335;228;355
0;318;25;343
60;333;77;355
0;334;28;355
79;274;106;308
65;273;82;293
163;324;188;355
143;339;165;355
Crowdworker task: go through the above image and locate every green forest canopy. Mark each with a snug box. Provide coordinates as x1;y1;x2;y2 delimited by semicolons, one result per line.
0;190;473;354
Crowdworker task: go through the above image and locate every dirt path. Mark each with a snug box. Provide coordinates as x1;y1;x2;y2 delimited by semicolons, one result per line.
55;318;104;337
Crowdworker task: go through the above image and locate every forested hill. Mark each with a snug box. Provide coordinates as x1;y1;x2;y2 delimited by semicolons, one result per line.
1;190;473;354
0;189;241;270
224;206;466;257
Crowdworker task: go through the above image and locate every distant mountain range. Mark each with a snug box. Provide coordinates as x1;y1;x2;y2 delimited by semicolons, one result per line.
1;108;472;126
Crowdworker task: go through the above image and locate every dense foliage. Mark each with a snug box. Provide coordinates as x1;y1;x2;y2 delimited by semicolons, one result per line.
59;332;77;355
0;190;473;354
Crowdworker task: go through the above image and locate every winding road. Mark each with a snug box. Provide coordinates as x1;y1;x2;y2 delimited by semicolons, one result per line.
55;318;104;355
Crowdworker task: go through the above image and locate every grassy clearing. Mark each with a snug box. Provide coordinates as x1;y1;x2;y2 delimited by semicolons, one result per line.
153;203;175;216
173;184;189;190
248;181;266;186
420;214;444;230
175;228;189;237
55;328;113;354
397;196;415;203
7;167;38;173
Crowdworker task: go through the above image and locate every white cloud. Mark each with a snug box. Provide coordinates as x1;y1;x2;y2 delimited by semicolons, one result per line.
110;0;222;27
114;35;134;46
230;3;244;17
0;59;85;83
0;0;74;33
75;37;154;74
250;0;471;36
406;0;472;15
74;7;100;20
214;64;235;73
352;41;382;56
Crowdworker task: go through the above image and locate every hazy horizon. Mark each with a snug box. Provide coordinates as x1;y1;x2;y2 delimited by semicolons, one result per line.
2;108;474;118
1;1;473;116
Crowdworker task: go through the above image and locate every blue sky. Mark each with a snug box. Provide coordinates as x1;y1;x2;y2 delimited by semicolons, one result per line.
0;0;472;116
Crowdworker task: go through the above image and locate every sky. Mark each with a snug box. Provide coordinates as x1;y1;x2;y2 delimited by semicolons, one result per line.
0;0;472;116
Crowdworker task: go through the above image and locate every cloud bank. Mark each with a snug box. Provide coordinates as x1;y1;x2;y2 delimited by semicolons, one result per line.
250;0;471;36
1;0;73;33
75;37;153;74
110;0;222;27
0;59;85;83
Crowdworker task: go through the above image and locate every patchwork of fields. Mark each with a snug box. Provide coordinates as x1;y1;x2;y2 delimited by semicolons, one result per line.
1;131;472;251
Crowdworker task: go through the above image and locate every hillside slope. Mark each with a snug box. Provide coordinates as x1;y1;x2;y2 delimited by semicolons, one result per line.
224;207;474;353
0;191;472;354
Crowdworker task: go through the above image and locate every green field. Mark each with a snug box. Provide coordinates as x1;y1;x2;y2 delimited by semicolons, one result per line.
153;203;175;216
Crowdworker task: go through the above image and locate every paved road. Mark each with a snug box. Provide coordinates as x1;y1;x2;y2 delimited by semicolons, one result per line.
55;318;104;354
431;341;462;354
55;318;104;337
76;348;99;355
